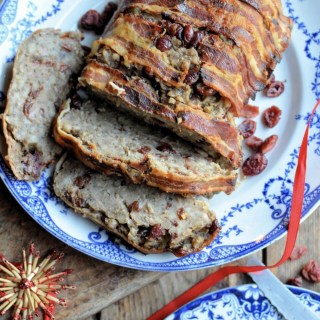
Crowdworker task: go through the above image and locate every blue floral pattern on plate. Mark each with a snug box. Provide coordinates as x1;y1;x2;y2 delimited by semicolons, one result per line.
0;0;320;271
166;284;320;320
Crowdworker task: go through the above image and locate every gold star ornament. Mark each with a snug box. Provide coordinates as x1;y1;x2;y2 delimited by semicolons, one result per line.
0;243;75;319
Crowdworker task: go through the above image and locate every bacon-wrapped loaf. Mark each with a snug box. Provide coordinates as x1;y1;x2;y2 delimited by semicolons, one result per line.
80;0;292;169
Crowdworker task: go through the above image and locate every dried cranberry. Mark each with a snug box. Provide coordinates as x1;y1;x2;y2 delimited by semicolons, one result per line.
162;20;172;32
260;135;278;154
287;276;302;287
301;260;320;282
195;83;216;97
176;208;186;220
183;25;194;43
149;224;165;239
264;81;285;97
61;43;73;52
242;153;268;176
185;67;199;85
239;105;260;118
238;119;256;138
189;31;204;47
79;10;101;31
74;196;85;208
138;146;151;154
64;191;72;203
156;35;172;52
156;142;176;153
24;148;45;178
175;247;188;256
289;245;308;261
263;106;282;128
74;174;91;189
245;136;263;151
127;201;140;212
23;86;43;117
98;2;118;34
168;23;183;38
175;25;184;40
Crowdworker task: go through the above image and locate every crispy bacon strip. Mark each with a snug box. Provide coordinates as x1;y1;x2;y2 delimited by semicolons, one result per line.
82;0;292;167
120;0;278;84
240;0;293;53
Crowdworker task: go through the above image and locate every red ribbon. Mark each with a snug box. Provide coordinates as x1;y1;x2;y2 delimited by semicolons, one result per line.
148;99;320;320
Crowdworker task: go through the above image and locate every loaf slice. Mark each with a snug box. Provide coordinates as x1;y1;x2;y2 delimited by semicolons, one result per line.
53;155;221;256
54;99;237;196
2;29;85;180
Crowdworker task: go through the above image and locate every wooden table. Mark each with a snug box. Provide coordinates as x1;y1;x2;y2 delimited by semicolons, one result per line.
0;178;319;320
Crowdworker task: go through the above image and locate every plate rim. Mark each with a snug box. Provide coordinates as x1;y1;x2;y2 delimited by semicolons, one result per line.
167;283;320;319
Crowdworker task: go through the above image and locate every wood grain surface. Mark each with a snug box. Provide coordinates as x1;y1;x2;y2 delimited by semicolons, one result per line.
100;254;263;320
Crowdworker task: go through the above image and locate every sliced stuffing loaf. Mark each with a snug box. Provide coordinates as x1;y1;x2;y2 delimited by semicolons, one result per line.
53;155;221;256
80;60;243;169
54;99;237;196
80;0;292;168
2;29;85;180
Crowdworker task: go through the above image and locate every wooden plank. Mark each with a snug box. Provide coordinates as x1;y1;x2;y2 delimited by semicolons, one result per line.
266;206;320;291
0;180;164;320
100;253;262;320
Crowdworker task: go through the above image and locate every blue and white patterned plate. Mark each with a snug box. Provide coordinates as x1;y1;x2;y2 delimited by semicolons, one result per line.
165;284;320;319
0;0;319;271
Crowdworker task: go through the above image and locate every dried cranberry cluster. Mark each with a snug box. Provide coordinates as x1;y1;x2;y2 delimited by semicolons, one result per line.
286;245;320;287
156;19;215;98
156;20;204;52
79;3;118;35
240;76;285;176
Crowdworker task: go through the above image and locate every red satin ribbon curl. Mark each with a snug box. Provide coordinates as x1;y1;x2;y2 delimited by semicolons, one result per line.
148;99;320;320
